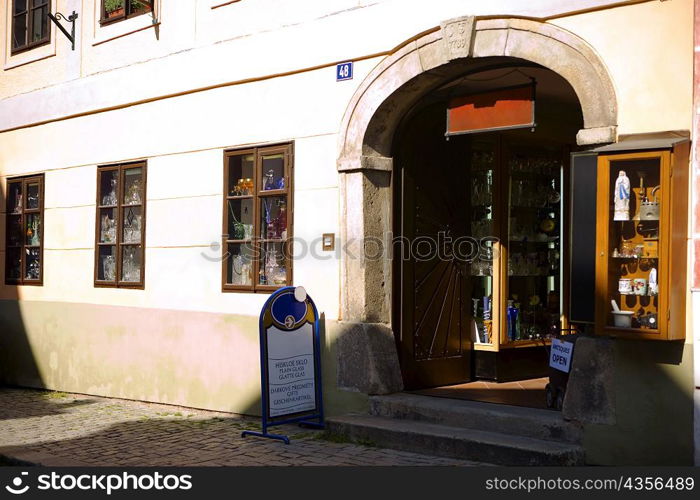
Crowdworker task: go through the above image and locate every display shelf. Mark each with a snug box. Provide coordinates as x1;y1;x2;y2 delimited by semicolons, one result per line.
594;145;688;341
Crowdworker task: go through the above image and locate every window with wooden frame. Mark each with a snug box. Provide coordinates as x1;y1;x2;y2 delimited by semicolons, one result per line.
5;175;44;285
223;144;293;292
95;162;147;288
11;0;51;54
100;0;153;25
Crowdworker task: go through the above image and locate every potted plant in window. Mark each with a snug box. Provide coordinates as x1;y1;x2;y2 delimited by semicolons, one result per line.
104;0;125;21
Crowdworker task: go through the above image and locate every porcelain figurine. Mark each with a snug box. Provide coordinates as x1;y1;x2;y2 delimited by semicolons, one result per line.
613;170;631;221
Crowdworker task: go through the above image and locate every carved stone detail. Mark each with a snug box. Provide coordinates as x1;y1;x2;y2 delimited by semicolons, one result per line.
440;16;475;60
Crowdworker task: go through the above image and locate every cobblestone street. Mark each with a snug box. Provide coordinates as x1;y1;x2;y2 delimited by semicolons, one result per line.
0;388;480;467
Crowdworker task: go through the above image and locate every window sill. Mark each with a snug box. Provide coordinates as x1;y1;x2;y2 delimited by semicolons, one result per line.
92;11;158;47
4;40;55;71
212;0;242;9
93;21;160;46
4;281;43;287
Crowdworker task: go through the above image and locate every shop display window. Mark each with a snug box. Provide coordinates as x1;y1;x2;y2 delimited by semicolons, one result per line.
223;144;292;292
95;162;147;288
5;175;44;285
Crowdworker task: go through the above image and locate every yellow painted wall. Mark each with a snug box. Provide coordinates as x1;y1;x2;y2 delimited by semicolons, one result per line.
551;0;694;136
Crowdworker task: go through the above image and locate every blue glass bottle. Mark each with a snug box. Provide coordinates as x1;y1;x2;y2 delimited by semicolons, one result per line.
507;300;515;341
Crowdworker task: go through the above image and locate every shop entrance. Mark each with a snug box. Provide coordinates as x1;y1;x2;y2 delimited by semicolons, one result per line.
392;64;583;401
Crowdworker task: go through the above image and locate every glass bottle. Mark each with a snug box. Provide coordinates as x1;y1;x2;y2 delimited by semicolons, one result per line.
265;248;280;285
507;300;516;341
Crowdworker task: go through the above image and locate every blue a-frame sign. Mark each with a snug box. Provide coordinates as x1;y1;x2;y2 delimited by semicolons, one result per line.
242;286;324;444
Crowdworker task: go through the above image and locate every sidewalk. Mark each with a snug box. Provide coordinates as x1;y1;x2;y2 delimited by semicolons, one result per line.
0;388;481;466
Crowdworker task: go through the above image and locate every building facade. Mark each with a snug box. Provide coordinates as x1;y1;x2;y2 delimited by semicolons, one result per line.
0;0;697;465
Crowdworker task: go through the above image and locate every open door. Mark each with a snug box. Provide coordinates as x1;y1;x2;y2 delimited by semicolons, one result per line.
394;106;474;389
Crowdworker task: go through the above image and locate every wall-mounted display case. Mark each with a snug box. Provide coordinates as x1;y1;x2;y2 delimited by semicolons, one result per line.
594;142;689;341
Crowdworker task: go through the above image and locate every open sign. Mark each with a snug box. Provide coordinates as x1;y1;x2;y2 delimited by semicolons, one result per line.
549;338;574;373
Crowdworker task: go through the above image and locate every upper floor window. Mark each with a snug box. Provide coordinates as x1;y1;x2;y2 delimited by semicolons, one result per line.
11;0;51;54
101;0;153;25
5;175;44;285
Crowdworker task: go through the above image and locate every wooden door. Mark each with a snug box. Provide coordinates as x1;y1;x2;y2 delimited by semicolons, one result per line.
394;108;473;389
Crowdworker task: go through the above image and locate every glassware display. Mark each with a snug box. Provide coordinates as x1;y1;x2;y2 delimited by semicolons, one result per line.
468;142;496;345
25;214;41;246
101;174;118;206
605;158;661;330
228;154;255;196
102;255;116;281
259;243;287;286
224;145;291;291
97;246;117;281
121;246;142;282
100;209;117;243
123;168;143;205
227;198;254;241
95;165;146;286
227;244;254;286
260;153;285;191
6;178;43;283
506;150;562;342
122;207;142;243
25;248;40;280
10;184;22;214
26;183;40;210
261;197;288;240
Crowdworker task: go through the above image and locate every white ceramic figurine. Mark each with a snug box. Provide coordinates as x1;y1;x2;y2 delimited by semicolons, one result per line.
614;170;631;221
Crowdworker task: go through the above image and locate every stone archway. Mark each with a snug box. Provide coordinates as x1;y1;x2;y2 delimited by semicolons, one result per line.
335;17;618;395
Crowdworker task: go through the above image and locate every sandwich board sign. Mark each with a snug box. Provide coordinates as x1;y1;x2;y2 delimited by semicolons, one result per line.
242;286;324;444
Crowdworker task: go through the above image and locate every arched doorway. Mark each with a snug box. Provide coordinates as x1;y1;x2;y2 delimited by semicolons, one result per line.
335;17;617;397
392;61;583;391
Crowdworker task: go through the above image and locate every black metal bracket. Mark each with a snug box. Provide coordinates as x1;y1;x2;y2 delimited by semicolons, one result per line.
48;11;78;51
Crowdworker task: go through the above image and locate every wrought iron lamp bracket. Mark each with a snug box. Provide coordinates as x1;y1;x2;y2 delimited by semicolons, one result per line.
48;11;78;51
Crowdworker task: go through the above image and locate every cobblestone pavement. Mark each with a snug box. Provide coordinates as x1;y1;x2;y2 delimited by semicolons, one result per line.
0;388;480;466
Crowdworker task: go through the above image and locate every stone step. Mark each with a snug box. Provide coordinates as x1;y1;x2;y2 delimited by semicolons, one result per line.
370;393;583;444
327;415;585;466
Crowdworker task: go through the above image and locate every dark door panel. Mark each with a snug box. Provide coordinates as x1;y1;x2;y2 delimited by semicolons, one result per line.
395;105;473;390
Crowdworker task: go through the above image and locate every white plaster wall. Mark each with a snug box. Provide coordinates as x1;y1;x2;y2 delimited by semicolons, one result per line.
1;0;693;133
0;0;694;323
0;59;369;318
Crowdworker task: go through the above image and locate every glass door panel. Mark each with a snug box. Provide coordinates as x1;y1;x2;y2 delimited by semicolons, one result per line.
468;139;497;346
506;148;562;342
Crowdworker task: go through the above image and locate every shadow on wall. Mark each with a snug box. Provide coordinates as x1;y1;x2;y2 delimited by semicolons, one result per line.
0;278;365;422
580;338;694;466
564;244;695;465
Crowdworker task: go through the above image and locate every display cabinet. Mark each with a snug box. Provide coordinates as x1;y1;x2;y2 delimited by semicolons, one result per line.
594;143;688;341
222;143;293;293
467;136;568;380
